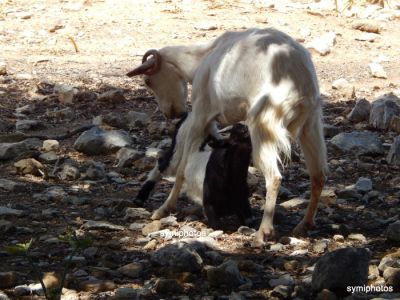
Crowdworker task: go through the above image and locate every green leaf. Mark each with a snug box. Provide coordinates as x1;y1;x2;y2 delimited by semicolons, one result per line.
4;238;33;255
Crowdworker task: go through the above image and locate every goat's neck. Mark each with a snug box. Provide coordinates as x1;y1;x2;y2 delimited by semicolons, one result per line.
161;43;213;83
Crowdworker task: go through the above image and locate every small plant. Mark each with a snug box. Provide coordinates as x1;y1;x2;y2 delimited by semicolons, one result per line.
5;228;92;300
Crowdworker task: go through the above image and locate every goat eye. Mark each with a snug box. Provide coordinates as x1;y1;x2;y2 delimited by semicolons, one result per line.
145;78;151;87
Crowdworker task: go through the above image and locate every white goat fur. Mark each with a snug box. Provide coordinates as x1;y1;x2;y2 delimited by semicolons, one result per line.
130;28;328;246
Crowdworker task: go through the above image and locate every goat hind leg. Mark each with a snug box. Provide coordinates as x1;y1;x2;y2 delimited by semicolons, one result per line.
293;113;327;236
249;123;283;247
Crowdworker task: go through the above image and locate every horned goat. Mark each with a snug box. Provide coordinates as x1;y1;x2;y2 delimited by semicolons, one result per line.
127;27;328;247
136;114;253;229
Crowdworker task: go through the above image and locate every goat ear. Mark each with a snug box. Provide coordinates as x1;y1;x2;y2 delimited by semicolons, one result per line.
126;49;162;77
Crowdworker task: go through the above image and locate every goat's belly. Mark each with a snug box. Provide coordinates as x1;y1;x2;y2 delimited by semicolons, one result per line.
182;151;211;205
217;99;249;125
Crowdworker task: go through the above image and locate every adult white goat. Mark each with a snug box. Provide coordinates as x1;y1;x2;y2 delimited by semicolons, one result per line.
127;28;328;247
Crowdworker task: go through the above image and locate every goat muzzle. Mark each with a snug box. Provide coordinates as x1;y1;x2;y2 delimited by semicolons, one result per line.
126;49;162;77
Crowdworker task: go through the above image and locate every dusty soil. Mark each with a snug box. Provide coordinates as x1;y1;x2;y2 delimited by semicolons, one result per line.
1;0;400;299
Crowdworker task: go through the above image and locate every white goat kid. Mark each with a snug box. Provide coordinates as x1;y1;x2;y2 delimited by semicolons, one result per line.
127;28;328;247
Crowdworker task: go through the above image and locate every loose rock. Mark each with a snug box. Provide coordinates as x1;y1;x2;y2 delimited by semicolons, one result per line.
14;158;46;176
0;178;26;192
306;32;336;56
115;147;144;168
312;247;370;294
386;220;400;242
330;131;384;156
387;136;400;165
207;260;246;288
16;120;43;131
369;62;387;79
82;220;125;231
114;287;139;300
369;94;400;130
347;98;371;123
74;127;132;155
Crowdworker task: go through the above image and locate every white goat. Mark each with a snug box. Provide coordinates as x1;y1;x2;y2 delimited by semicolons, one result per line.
127;28;328;247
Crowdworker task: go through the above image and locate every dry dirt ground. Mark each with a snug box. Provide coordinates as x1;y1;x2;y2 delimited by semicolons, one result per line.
1;0;400;299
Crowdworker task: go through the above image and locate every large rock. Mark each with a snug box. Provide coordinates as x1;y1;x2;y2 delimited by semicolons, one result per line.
207;260;247;288
0;178;27;192
369;94;400;130
387;136;400;165
74;127;132;155
386;221;400;242
151;242;203;274
311;247;370;294
16;120;43;131
330;131;384;156
306;32;336;56
347;98;371;123
0;139;40;161
378;250;400;273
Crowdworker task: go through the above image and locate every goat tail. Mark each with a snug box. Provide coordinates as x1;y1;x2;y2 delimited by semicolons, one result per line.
247;95;292;177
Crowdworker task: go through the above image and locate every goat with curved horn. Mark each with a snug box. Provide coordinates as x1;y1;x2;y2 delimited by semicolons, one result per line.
126;49;162;77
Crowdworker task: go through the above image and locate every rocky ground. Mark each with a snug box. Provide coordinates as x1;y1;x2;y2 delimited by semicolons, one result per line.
1;0;400;299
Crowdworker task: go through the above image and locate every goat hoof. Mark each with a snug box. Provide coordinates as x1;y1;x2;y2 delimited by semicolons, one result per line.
251;227;274;248
292;221;313;237
151;208;168;220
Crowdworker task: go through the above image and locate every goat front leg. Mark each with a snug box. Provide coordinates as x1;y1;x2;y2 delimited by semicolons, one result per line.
151;170;184;219
151;113;210;220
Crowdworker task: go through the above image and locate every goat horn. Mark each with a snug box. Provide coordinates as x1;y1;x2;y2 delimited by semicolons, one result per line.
126;49;162;77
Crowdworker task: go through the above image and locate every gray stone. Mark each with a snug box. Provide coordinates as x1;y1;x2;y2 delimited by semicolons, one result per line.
269;274;294;287
59;162;80;181
0;140;33;161
83;161;106;180
16;119;43;131
330;131;384;156
74;127;132;155
0;206;24;216
387;136;400;165
347;98;371;123
337;187;362;200
312;247;370;293
237;226;256;236
126;111;150;127
355;177;373;193
207;260;246;288
124;207;151;220
115;147;144;168
0;178;26;192
160;215;178;227
386;221;400;242
39;151;58;163
117;262;143;279
114;287;138;300
82;220;125;231
151;242;203;273
369;94;400;130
